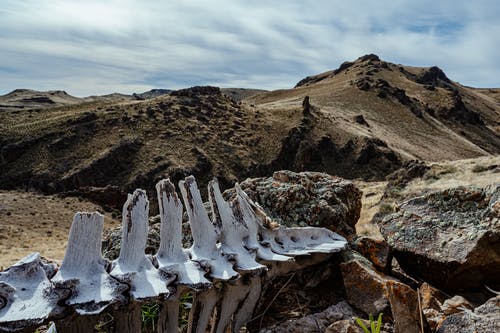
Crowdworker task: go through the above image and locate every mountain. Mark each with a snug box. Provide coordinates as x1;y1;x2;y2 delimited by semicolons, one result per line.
132;89;172;100
221;88;268;102
0;89;82;111
245;54;500;179
0;55;498;212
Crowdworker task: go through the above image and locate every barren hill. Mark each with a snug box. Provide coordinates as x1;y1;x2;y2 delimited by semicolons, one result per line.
0;55;499;212
0;89;82;111
246;54;499;179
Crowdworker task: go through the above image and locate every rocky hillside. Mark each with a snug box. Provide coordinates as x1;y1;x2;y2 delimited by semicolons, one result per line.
0;55;499;211
247;54;500;179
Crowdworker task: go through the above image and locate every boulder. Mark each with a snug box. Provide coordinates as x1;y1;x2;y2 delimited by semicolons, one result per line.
258;301;357;333
419;283;447;311
386;281;424;333
225;170;362;239
326;320;365;333
340;253;429;333
340;255;393;317
437;296;500;333
423;308;445;332
379;185;500;291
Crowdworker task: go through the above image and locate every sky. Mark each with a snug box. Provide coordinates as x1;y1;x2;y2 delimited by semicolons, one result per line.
0;0;499;97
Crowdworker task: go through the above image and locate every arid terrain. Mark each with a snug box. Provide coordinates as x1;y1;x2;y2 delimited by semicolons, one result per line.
0;54;499;267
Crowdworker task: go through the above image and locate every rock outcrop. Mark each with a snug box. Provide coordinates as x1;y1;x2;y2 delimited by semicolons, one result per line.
379;184;500;292
225;170;362;239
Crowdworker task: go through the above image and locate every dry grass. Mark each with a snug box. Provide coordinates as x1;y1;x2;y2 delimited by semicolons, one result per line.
353;155;500;239
0;191;119;268
403;155;500;196
354;180;387;239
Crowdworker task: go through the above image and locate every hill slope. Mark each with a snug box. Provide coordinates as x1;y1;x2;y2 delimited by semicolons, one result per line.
0;55;499;212
246;54;499;180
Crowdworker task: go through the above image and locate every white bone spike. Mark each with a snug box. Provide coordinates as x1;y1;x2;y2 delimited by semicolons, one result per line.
52;212;126;314
235;184;293;262
0;253;65;332
155;179;211;289
179;176;238;281
208;179;266;274
110;189;171;300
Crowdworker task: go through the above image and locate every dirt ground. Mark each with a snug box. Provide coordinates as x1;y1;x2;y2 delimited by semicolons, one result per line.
0;191;119;269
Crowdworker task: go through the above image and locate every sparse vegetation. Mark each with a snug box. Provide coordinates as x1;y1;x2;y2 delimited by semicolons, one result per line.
472;164;498;173
355;313;383;333
378;203;394;215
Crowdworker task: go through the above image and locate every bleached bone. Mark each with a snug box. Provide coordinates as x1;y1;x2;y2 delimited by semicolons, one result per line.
235;184;347;257
56;313;99;333
208;179;266;274
234;184;294;262
179;176;239;281
114;302;141;333
0;253;66;332
155;179;210;289
261;227;347;256
0;175;349;332
52;212;126;314
110;189;171;300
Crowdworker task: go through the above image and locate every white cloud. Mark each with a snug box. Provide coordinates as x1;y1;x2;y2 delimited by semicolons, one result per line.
0;0;498;96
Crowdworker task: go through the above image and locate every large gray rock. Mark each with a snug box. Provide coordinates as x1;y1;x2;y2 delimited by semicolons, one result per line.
225;170;362;239
379;184;500;291
437;296;500;333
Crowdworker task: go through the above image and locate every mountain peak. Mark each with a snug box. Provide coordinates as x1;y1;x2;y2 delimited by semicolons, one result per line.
355;54;380;62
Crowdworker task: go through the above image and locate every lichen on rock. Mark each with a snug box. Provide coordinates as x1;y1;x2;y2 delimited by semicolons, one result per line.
224;170;362;239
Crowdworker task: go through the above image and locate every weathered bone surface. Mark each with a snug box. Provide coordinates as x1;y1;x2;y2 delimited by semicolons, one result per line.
110;189;172;300
180;176;239;281
0;253;65;332
209;179;267;274
155;179;210;289
51;212;127;315
0;176;347;332
235;184;295;263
